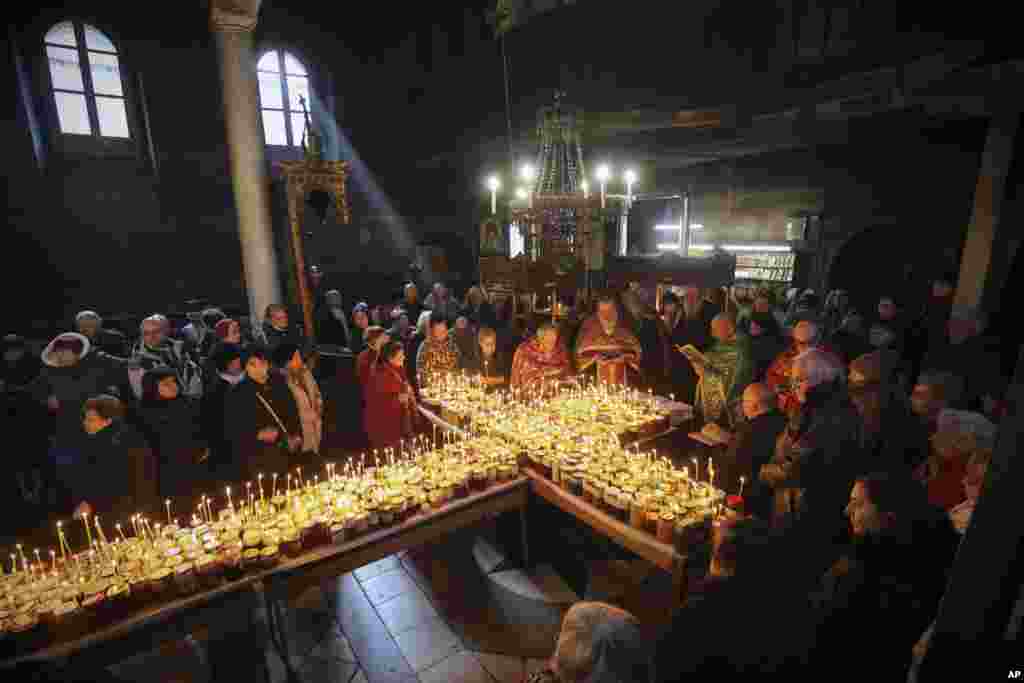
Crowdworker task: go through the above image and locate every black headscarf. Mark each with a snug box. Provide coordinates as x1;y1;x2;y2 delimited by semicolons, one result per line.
140;366;178;404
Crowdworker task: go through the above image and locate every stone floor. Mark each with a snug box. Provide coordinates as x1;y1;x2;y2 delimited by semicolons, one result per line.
106;519;681;683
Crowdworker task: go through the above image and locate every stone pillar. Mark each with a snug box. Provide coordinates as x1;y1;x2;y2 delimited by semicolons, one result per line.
955;112;1018;310
211;1;282;325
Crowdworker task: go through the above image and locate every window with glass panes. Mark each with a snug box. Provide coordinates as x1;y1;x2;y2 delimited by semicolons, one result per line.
257;51;311;147
44;21;130;139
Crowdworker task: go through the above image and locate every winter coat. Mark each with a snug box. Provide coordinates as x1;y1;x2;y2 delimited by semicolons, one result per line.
809;514;960;678
60;421;156;521
280;368;323;454
138;395;207;500
760;380;865;541
364;362;416;450
131;338;203;398
225;374;302;483
32;334;134;452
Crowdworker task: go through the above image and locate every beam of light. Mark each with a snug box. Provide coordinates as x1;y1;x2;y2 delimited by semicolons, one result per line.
654;224;682;231
309;93;423;274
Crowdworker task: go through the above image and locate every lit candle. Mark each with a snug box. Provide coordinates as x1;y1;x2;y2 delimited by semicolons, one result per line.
272;473;279;498
738;476;746;498
81;513;93;546
50;549;56;572
116;523;127;542
57;522;66;560
165;499;172;526
33;549;41;570
258;473;265;502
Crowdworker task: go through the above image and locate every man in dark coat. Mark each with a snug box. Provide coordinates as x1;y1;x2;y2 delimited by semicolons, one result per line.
655;518;814;679
722;383;787;518
63;394;156;522
760;348;865;569
225;345;302;483
809;472;960;679
662;287;716;404
74;310;130;358
138;367;207;500
201;343;244;486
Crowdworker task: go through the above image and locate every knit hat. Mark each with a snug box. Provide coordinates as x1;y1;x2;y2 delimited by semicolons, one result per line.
352;302;369;315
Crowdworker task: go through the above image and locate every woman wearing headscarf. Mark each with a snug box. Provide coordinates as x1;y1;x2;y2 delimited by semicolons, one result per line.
364;341;417;451
138;367;207;500
529;602;654;683
271;343;323;465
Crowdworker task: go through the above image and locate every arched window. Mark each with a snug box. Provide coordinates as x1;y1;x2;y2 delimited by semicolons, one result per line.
257;50;311;147
44;21;130;138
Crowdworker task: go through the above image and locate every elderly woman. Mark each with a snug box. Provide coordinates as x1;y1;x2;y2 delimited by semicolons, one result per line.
760;348;864;543
529;602;653;683
924;413;995;511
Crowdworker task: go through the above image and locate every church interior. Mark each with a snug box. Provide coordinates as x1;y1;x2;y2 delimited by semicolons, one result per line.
3;1;1024;681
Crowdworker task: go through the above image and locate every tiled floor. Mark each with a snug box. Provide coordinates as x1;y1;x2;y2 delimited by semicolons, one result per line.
105;524;677;683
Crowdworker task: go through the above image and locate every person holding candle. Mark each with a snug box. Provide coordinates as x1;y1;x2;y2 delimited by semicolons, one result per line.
364;341;417;451
719;383;787;520
62;394;156;523
764;320;838;420
271;343;324;465
225;345;302;482
460;327;509;390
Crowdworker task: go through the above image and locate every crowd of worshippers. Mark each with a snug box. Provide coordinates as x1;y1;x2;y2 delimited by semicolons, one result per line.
0;274;1012;677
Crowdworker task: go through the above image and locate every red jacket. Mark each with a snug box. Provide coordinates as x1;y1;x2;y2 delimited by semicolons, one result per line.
356;349;375;387
363;362;415;450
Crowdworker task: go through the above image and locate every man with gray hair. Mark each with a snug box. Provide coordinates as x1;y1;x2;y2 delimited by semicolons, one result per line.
760;347;864;548
765;319;838;419
74;310;129;357
721;383;788;517
921;304;1004;418
132;314;203;398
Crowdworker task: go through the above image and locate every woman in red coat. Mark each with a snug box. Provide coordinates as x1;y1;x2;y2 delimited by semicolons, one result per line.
364;341;416;450
355;326;389;388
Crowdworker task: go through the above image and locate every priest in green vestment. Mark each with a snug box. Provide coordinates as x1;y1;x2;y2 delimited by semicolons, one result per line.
690;314;753;428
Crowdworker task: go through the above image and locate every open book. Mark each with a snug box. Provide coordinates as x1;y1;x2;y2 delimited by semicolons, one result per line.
688;422;733;447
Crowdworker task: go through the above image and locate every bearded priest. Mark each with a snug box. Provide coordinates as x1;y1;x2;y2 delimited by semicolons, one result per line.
574;293;642;387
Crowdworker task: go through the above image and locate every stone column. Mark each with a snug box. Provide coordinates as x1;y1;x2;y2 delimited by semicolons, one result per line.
211;1;282;325
955;112;1018;310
